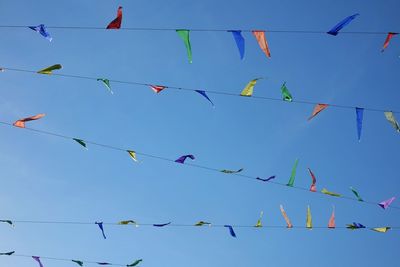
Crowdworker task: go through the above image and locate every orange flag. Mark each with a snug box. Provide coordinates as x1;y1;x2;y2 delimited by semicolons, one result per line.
13;114;45;128
328;206;335;229
252;30;271;58
279;205;293;228
308;104;328;121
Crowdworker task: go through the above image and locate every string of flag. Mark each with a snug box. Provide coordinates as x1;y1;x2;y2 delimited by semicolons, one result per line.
0;252;142;266
0;120;397;210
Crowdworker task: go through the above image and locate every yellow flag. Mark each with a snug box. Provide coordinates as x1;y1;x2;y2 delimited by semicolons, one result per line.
240;78;260;97
37;64;62;74
255;211;263;227
118;220;138;227
127;150;137;162
371;227;390;233
306;205;312;229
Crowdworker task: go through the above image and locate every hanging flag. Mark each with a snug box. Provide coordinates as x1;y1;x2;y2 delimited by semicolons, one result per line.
149;85;166;94
321;188;341;197
350;187;363;201
240;78;260;97
0;220;13;226
220;168;243;174
195;90;214;106
346;222;366;229
254;211;263;227
37;64;62;74
252;30;271;58
13;113;45;128
371;227;391;233
306;206;312;229
281;82;293;102
224;225;237;238
97;79;113;94
106;6;123;29
95;222;106;239
118;220;138;226
280;205;293;228
29;24;52;41
127;150;138;162
72;260;84;266
194;221;211;226
97;262;111;265
175;154;195;164
381;32;398;52
356;107;364;141
153;222;171;227
308;104;328;121
379;197;395;209
32;256;44;267
73;138;87;149
286;159;299;187
176;30;192;63
229;30;245;60
328;206;335;229
256;175;276;182
327;13;360;36
127;259;143;267
307;168;317;192
0;251;15;256
384;111;400;132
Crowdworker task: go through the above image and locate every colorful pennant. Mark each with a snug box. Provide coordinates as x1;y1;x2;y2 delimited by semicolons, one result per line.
0;251;15;256
95;221;106;239
229;30;245;60
29;24;52;41
281;82;292;102
350;187;363;202
175;154;195;164
240;78;260;97
307;168;317;192
32;256;44;267
379;197;395;210
149;85;166;93
194;221;211;226
252;30;271;58
381;32;398;52
371;227;391;233
286;159;299;187
37;64;62;74
97;78;113;94
321;188;341;197
13;114;45;128
327;13;360;36
106;6;123;29
220;168;243;174
384;111;400;132
308;104;328;121
224;225;237;237
127;150;138;162
306;206;312;229
73;138;87;149
280;205;293;228
356;107;364;141
176;30;192;63
153;222;171;227
346;222;366;230
195;90;214;106
328;206;335;229
255;211;263;227
127;259;143;266
256;175;276;182
72;260;84;266
118;220;138;226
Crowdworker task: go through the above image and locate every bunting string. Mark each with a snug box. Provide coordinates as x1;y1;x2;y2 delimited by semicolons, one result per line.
0;120;398;210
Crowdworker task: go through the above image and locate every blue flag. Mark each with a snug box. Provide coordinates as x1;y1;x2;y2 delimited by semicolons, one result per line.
195;90;214;106
229;30;245;60
224;225;237;238
327;14;360;36
356;107;364;141
95;222;107;239
29;24;52;41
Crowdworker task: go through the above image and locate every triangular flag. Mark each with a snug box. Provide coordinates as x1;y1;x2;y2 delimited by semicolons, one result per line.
195;90;214;106
327;13;360;36
384;111;400;132
252;30;271;58
321;188;341;197
106;6;123;29
306;205;312;229
346;222;366;230
97;78;113;94
194;221;211;226
379;197;395;209
13;113;45;128
127;150;138;162
153;222;171;227
328;206;335;229
307;168;317;192
286;159;299;187
119;220;138;226
240;78;260;97
224;225;237;238
95;221;106;239
371;227;391;233
29;24;52;41
73;138;87;149
382;32;398;52
254;211;263;227
72;260;84;266
280;205;293;228
0;220;13;226
176;29;192;63
149;85;166;94
350;187;363;201
308;104;328;121
32;256;44;267
37;64;62;74
127;259;143;266
229;30;245;60
356;107;364;141
175;154;195;164
281;82;293;102
0;251;15;256
220;168;243;174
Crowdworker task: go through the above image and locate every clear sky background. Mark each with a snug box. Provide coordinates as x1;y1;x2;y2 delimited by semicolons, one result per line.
0;0;399;266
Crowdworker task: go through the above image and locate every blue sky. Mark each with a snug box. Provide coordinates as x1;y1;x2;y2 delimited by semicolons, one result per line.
0;0;399;266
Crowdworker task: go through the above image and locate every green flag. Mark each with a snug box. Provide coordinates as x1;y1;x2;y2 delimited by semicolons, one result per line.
73;138;87;149
72;260;84;266
97;78;113;94
176;29;192;63
350;187;363;201
127;259;143;266
281;82;293;102
286;159;299;187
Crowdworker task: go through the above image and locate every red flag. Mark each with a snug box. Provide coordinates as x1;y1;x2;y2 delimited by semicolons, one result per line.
106;6;123;29
382;32;398;52
307;168;317;192
308;104;328;121
13;114;45;128
252;30;271;58
149;85;166;93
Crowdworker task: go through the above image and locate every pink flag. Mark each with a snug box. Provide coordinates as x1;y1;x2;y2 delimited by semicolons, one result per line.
32;256;44;267
328;206;335;228
382;32;398;52
379;197;395;209
252;30;271;58
307;168;317;192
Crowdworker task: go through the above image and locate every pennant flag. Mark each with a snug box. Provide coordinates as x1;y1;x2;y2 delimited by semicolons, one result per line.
255;211;263;227
371;227;391;233
153;222;171;227
95;222;106;239
382;32;398;52
379;197;395;209
97;262;111;265
308;104;328;121
384;111;400;132
224;225;237;238
37;64;62;74
176;29;192;63
306;206;312;229
240;78;260;97
127;259;143;267
346;222;366;230
328;206;335;229
280;205;293;228
256;175;276;182
175;154;195;164
281;82;293;102
229;30;245;60
73;138;87;149
72;260;84;266
0;220;13;226
97;79;113;94
0;251;15;256
195;90;214;106
286;159;299;187
252;30;271;58
149;85;166;94
118;220;138;226
356;107;364;141
127;150;138;162
194;221;211;226
32;256;44;267
29;24;52;41
350;187;363;201
220;168;243;174
321;188;341;197
13;113;45;128
106;6;123;29
327;13;360;36
307;168;317;192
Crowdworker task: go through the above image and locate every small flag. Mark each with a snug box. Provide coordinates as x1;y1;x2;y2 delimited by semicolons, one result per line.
37;64;62;74
95;221;107;239
176;29;192;63
106;6;123;29
327;13;360;36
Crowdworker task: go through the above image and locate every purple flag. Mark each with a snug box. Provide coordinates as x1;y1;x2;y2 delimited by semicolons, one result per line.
175;155;195;164
32;256;44;267
379;197;395;209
